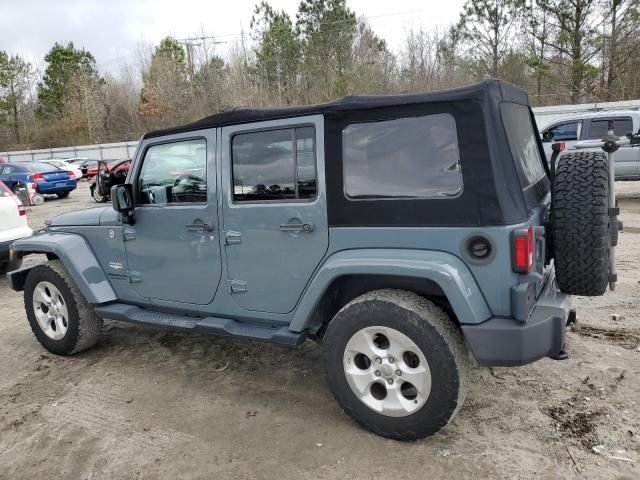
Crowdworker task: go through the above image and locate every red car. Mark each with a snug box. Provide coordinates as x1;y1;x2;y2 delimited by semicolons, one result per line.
89;159;131;202
85;161;112;179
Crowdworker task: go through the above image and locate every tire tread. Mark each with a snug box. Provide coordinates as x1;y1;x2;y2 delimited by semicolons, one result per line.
551;151;610;296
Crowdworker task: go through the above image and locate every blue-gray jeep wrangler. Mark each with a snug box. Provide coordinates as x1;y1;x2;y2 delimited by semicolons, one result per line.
7;80;616;440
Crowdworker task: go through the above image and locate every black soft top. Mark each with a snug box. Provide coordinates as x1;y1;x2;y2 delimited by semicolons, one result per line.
144;79;529;139
143;79;545;227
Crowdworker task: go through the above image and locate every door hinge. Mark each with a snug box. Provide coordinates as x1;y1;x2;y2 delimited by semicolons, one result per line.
123;227;136;241
225;231;242;245
129;271;142;283
228;279;247;293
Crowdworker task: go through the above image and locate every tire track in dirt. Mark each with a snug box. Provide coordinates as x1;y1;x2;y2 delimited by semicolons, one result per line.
573;324;640;350
41;380;198;456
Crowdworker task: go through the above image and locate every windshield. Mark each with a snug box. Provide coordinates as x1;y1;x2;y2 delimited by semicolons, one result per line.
501;103;546;189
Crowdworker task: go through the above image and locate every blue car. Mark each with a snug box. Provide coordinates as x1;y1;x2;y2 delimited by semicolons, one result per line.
0;162;77;198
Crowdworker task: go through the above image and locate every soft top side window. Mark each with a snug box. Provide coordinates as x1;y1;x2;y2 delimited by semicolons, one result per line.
342;114;463;199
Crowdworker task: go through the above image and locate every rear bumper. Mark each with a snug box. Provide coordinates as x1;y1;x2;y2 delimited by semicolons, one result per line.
461;272;569;367
35;181;77;194
0;228;32;261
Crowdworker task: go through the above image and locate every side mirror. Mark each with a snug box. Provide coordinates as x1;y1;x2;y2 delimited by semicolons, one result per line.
111;184;135;225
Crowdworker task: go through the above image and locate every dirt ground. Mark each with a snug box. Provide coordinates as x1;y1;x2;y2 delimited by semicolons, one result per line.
1;181;639;480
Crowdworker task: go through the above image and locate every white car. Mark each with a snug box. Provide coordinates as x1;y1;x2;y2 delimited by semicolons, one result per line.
41;159;83;180
0;180;32;273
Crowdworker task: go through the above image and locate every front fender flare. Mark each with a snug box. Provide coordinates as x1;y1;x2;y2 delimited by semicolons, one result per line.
289;249;491;332
7;232;117;304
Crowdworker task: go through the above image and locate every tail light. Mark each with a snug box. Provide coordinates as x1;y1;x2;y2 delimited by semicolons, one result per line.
67;170;75;177
30;172;44;181
513;226;533;273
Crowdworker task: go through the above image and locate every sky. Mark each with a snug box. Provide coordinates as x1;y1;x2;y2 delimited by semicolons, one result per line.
0;0;466;73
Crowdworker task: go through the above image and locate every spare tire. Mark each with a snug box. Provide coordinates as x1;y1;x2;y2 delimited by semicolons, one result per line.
551;151;610;296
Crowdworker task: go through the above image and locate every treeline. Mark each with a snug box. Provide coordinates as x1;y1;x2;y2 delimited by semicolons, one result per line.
1;0;639;151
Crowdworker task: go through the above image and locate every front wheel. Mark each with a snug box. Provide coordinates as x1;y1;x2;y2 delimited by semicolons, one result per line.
323;289;470;441
24;260;103;355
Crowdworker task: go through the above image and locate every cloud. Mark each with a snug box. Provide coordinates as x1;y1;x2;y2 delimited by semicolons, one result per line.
1;0;462;73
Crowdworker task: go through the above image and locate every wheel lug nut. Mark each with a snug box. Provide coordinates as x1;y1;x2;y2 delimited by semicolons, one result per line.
388;356;395;363
374;357;382;364
387;378;393;385
375;370;381;377
395;370;402;376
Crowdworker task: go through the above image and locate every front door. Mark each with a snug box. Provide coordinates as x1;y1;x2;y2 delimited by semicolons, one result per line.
221;115;328;314
541;120;582;160
124;132;221;304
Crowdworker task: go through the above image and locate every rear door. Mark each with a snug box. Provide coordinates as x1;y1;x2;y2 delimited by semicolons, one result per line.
585;116;638;178
220;115;328;314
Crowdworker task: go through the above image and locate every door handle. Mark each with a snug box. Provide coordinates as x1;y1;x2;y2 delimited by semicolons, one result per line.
186;223;214;233
280;223;314;233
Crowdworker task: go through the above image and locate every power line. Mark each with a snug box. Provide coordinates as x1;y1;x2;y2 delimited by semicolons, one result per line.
93;8;424;69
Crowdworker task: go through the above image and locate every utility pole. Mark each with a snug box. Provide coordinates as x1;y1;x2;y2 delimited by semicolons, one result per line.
176;36;226;99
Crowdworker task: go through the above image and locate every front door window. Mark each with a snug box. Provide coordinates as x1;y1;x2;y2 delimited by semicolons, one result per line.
138;139;207;204
543;122;580;142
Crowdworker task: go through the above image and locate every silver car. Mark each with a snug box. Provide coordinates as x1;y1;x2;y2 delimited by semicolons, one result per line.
540;110;640;179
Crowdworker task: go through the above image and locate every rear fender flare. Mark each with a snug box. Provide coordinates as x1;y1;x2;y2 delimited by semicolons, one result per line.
290;249;492;332
7;232;117;304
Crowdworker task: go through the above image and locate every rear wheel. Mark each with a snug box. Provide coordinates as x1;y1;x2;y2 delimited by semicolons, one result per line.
24;260;102;355
551;151;610;296
323;289;470;441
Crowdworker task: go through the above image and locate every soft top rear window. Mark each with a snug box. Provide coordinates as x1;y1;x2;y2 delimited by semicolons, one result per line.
501;103;546;189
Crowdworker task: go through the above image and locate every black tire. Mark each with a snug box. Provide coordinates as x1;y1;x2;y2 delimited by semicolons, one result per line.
323;289;471;441
551;151;610;296
24;260;102;355
91;185;108;203
0;258;22;274
56;191;70;199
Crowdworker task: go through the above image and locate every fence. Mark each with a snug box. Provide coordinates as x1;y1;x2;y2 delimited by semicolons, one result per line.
0;141;139;163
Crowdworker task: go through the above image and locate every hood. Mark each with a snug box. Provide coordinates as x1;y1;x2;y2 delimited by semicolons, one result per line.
48;207;110;227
